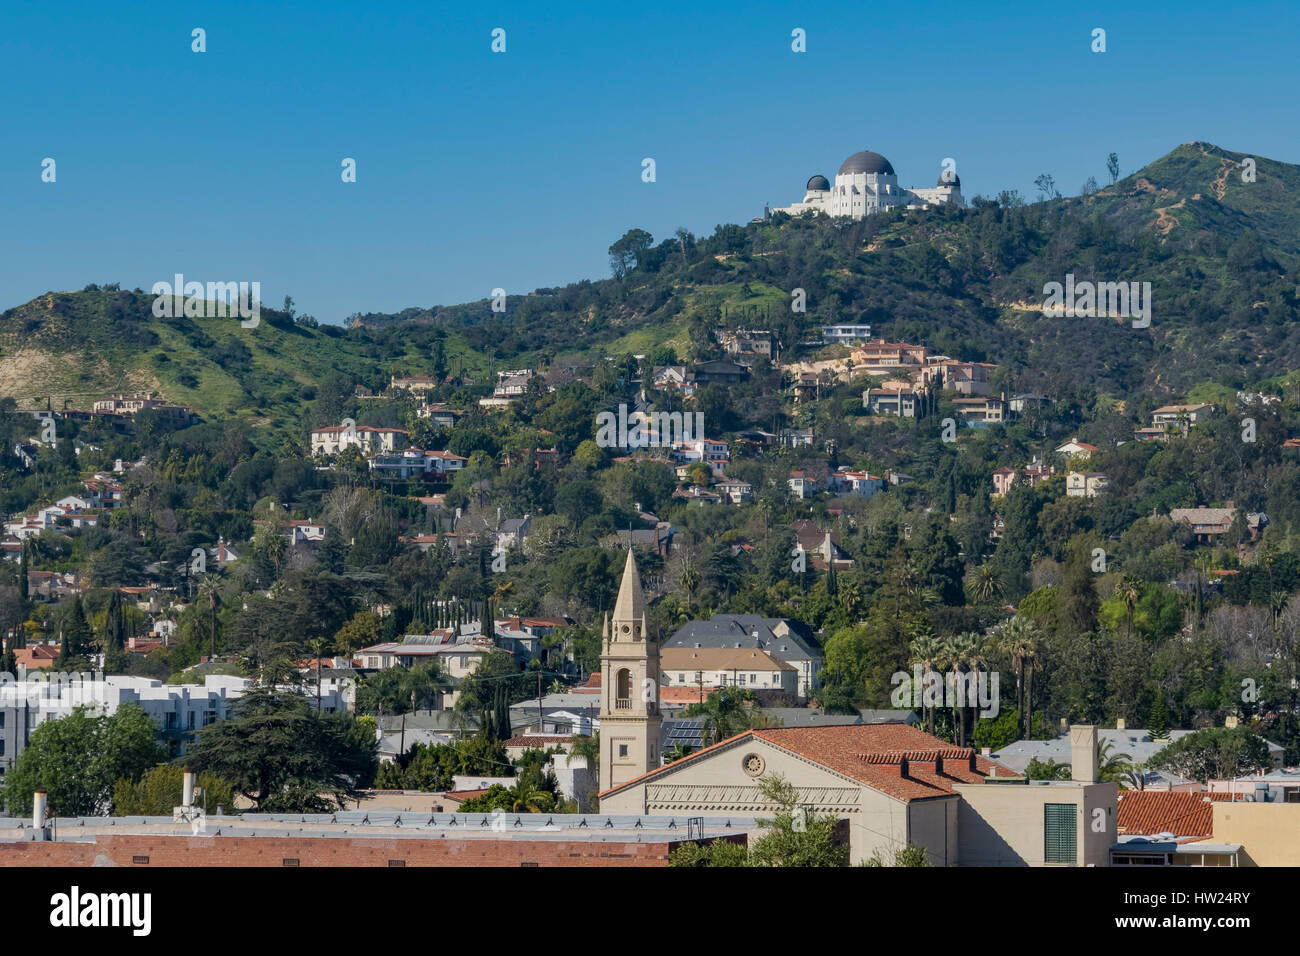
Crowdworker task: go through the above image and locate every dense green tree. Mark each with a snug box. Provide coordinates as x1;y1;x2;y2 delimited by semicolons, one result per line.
1147;727;1271;783
2;704;163;816
188;689;377;810
111;764;236;815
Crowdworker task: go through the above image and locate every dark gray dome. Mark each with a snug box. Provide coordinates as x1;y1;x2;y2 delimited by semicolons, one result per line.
938;173;961;188
838;151;895;177
806;174;830;191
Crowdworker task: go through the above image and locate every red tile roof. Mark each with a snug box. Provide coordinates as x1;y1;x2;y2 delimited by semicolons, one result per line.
442;789;492;802
660;686;710;704
601;723;1017;801
1116;791;1214;838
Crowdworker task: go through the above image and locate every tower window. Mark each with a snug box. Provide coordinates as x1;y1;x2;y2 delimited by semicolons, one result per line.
615;668;632;709
618;745;628;757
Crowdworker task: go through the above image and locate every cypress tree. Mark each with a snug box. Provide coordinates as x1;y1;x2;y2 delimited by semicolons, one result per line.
104;590;127;652
61;597;93;661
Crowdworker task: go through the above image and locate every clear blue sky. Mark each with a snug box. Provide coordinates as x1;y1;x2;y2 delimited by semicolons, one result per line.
2;0;1296;323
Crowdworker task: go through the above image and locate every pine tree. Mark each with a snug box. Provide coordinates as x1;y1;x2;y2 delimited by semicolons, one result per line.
1147;694;1169;739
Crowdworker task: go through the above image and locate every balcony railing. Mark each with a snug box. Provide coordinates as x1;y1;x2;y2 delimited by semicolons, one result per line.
614;698;632;710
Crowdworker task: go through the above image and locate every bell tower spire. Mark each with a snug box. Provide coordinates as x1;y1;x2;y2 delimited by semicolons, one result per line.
598;548;661;795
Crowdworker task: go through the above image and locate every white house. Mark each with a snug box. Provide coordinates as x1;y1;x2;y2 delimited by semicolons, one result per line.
310;425;408;457
827;469;883;499
1066;472;1110;498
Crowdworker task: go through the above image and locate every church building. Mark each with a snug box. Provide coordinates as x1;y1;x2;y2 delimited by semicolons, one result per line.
777;149;964;219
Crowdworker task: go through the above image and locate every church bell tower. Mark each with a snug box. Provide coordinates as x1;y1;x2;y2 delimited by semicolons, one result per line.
598;548;661;794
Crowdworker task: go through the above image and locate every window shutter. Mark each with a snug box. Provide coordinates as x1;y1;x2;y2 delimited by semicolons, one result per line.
1044;804;1078;864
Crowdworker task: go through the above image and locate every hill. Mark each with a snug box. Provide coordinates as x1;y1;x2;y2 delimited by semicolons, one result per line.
2;142;1297;435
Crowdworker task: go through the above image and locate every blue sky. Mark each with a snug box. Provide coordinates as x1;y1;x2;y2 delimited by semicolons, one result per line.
2;0;1296;323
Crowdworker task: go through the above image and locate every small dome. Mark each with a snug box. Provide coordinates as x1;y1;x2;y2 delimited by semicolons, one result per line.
806;174;830;192
938;173;961;188
838;151;895;177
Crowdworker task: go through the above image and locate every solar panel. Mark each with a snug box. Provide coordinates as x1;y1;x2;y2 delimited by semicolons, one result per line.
661;719;706;754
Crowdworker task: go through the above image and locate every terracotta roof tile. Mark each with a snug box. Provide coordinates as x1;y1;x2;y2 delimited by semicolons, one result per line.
600;723;1016;801
1116;791;1214;838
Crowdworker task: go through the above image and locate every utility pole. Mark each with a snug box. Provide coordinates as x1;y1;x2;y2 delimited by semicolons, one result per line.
537;669;544;734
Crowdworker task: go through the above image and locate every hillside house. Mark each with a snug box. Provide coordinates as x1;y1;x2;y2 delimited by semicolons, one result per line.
1066;471;1110;498
310;425;408;456
953;395;1006;425
863;386;917;417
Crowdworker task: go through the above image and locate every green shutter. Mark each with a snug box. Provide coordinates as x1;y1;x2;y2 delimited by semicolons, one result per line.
1044;804;1078;864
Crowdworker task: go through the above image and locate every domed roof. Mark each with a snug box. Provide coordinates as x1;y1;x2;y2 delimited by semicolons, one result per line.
838;151;895;177
806;174;830;191
938;173;961;188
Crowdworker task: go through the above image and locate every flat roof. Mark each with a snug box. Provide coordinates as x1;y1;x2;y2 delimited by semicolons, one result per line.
0;812;760;843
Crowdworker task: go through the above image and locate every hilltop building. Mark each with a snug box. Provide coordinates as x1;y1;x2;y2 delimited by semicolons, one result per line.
776;150;964;220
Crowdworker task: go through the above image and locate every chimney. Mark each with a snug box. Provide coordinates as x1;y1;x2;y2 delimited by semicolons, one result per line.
32;791;48;830
1070;725;1098;783
1116;717;1125;730
182;771;196;808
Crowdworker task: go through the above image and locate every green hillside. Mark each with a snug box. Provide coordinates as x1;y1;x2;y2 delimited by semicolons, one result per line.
2;142;1298;436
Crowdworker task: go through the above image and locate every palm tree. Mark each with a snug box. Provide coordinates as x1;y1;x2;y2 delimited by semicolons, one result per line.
569;733;599;770
969;565;1001;605
679;562;701;609
837;578;864;620
935;633;962;743
1121;762;1147;791
1097;738;1134;784
308;636;328;712
1022;637;1040;741
196;575;221;659
995;616;1040;740
1113;574;1141;640
955;631;987;748
508;777;552;813
995;617;1028;722
1269;590;1290;630
694;690;751;746
908;633;941;734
